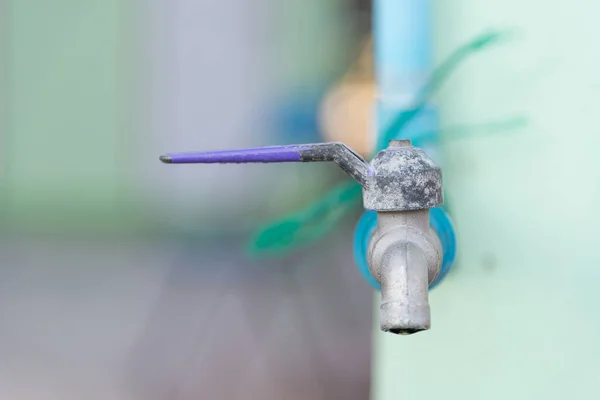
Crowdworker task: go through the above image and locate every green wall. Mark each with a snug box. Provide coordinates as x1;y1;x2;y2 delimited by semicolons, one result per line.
373;1;600;399
2;0;140;234
0;0;353;236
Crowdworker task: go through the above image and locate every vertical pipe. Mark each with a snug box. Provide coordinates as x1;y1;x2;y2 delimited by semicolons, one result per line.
374;0;439;158
375;0;432;99
372;0;438;397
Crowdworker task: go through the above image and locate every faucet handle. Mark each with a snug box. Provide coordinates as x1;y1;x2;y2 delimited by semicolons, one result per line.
160;144;311;164
160;142;372;187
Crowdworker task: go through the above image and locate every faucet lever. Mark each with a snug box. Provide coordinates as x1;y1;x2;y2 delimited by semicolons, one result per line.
160;142;371;187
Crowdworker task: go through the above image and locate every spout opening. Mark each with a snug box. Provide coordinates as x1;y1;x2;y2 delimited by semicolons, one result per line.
387;327;427;335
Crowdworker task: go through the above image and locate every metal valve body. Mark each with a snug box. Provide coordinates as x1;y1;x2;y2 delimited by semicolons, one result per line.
363;140;443;334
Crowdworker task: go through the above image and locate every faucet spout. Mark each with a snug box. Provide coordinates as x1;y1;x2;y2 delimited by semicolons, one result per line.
368;210;442;334
379;242;431;334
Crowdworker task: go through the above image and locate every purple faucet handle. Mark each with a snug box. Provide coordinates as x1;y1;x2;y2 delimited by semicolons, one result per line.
160;142;371;187
159;145;310;164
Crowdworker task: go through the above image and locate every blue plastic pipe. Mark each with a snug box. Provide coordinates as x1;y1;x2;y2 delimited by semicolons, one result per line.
375;0;437;149
353;0;456;289
375;0;432;96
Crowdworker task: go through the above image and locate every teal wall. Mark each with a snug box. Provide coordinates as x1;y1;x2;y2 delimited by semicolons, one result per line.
373;1;600;399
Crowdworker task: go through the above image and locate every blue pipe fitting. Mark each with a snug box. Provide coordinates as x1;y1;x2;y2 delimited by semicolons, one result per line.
353;207;456;290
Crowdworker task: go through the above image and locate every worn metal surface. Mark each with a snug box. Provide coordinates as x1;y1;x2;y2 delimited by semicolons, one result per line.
299;143;371;187
363;140;443;211
367;210;442;334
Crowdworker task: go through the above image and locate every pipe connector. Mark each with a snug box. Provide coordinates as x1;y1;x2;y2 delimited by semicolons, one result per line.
368;210;442;334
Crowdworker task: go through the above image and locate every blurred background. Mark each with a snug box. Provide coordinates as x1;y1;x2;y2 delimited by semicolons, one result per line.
2;0;600;399
1;0;372;399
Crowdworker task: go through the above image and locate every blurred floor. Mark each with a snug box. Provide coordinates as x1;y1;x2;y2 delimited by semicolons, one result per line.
0;228;372;400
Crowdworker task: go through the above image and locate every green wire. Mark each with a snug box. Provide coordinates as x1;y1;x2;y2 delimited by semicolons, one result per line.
246;180;362;257
247;30;513;257
377;30;507;148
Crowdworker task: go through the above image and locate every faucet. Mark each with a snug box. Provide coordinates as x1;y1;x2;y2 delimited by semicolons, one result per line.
160;139;443;334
